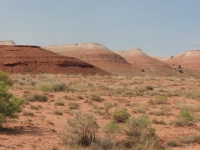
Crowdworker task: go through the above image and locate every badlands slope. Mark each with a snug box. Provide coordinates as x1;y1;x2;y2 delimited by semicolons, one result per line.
165;50;200;70
164;50;200;77
115;49;182;76
0;45;109;75
43;43;141;75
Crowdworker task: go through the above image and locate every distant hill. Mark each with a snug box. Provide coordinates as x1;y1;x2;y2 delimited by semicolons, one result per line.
0;45;109;75
0;40;16;45
43;42;141;75
164;50;200;77
115;48;184;76
153;56;170;61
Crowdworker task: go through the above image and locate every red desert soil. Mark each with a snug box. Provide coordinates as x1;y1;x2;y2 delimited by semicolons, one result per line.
43;42;141;75
115;49;188;77
1;74;200;150
0;45;109;75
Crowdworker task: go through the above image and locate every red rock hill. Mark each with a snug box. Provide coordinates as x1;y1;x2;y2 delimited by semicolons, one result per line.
115;49;183;76
165;50;200;70
43;42;141;75
0;45;109;75
164;50;200;77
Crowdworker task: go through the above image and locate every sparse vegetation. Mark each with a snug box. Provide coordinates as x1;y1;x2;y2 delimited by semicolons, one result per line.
2;73;200;149
149;96;168;105
179;133;200;144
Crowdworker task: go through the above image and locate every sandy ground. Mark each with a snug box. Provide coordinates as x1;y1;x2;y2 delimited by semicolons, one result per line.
1;74;200;150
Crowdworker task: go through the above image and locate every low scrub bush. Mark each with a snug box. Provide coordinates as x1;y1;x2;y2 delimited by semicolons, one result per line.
27;94;48;102
55;100;64;106
112;108;131;122
53;109;63;115
148;96;168;105
124;116;154;141
91;94;103;102
59;111;99;146
146;85;154;90
0;73;24;126
123;116;162;149
68;102;80;109
52;82;68;92
171;110;195;126
103;122;120;139
165;140;181;147
103;102;113;118
40;84;52;92
179;133;200;144
0;71;13;86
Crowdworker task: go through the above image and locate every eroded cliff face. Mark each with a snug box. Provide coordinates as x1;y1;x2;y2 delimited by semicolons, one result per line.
0;45;109;75
43;42;141;75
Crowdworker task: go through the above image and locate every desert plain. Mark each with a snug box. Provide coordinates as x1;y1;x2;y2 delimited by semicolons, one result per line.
0;40;200;150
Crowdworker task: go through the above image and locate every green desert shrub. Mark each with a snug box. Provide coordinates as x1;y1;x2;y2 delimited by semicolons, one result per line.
112;108;131;122
103;122;120;139
0;74;23;126
91;94;103;102
103;102;113;118
40;84;52;92
171;110;195;126
0;71;13;86
124;116;155;142
59;111;99;146
149;95;168;105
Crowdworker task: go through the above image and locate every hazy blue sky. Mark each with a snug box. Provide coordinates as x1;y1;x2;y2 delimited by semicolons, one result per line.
0;0;200;57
